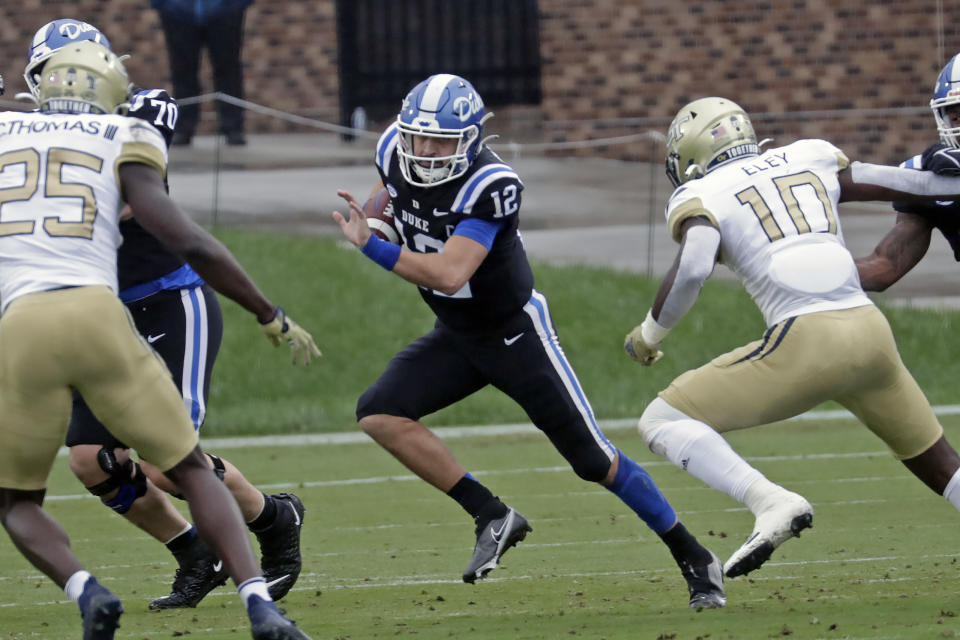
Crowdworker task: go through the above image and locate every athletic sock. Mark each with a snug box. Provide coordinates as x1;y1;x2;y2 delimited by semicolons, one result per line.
605;453;677;534
164;523;197;556
238;577;273;608
447;473;498;519
65;570;92;604
659;521;712;567
248;493;277;530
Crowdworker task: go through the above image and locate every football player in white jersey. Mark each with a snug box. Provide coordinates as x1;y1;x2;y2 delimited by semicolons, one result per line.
625;96;960;582
21;19;310;609
0;42;316;640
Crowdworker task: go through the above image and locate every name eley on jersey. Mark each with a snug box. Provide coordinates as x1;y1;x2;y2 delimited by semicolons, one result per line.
739;151;790;176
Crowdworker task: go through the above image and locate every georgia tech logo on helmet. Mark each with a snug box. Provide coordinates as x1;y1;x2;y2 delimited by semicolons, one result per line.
452;93;483;122
666;115;690;146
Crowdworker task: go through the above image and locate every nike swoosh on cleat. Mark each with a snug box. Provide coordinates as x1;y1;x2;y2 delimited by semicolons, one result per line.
490;519;509;544
265;575;291;590
289;503;301;526
213;560;223;572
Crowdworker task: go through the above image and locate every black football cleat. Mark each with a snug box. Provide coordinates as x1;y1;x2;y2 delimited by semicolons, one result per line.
79;577;123;640
680;550;726;610
149;537;228;609
253;493;306;600
462;506;532;583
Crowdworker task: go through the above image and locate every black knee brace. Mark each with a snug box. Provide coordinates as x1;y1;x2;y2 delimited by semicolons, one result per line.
207;453;226;481
86;447;147;515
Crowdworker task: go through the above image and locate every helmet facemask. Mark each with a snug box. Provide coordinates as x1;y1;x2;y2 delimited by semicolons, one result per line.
397;122;482;187
931;54;960;148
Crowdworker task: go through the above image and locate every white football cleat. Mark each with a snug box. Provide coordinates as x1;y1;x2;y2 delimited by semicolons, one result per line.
724;490;813;578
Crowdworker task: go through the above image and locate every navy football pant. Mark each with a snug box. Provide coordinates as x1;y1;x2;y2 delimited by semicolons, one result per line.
357;291;616;482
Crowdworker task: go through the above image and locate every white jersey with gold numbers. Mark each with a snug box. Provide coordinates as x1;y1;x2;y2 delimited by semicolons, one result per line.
0;112;166;312
665;138;872;327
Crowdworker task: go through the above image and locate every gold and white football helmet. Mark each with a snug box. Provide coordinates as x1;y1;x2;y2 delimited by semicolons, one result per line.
665;97;759;187
37;40;130;115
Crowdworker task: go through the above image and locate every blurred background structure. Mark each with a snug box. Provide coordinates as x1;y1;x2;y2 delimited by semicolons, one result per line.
3;1;960;161
3;1;960;299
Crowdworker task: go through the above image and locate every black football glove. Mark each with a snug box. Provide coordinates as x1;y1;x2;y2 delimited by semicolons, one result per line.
921;143;960;176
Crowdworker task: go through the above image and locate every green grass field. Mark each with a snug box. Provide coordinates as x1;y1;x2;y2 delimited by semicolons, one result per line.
3;229;960;639
4;418;960;639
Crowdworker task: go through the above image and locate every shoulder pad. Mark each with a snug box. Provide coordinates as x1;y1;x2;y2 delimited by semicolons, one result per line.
451;163;522;215
128;89;178;147
376;122;400;173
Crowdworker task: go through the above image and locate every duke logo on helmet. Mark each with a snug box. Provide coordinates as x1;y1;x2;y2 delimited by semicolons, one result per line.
396;73;494;187
24;19;112;99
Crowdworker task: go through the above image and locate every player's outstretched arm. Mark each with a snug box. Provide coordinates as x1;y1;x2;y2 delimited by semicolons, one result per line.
854;212;934;292
839;162;960;202
122;162;321;364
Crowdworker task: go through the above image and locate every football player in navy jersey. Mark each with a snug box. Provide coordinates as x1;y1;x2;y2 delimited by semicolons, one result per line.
856;52;960;290
333;73;725;609
22;20;313;610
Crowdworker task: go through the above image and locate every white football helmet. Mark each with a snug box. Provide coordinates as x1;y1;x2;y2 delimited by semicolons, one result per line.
665;97;759;187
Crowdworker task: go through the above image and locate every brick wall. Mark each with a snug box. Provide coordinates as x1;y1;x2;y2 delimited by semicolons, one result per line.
0;0;342;133
3;1;959;163
537;0;960;163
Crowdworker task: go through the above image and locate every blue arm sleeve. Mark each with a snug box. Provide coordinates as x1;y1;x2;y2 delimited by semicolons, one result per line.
452;217;504;250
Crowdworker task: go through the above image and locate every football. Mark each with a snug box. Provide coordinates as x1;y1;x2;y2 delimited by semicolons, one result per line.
363;187;400;244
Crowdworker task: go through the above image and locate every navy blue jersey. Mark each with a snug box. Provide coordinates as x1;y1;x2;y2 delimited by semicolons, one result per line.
375;123;534;330
893;152;960;261
117;88;201;292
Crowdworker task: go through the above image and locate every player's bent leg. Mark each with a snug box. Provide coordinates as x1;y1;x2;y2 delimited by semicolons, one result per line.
0;488;83;585
162;446;259;583
639;398;812;578
360;414;529;583
249;492;306;600
145;451;306;602
0;488;125;638
359;414;468;491
602;452;725;609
